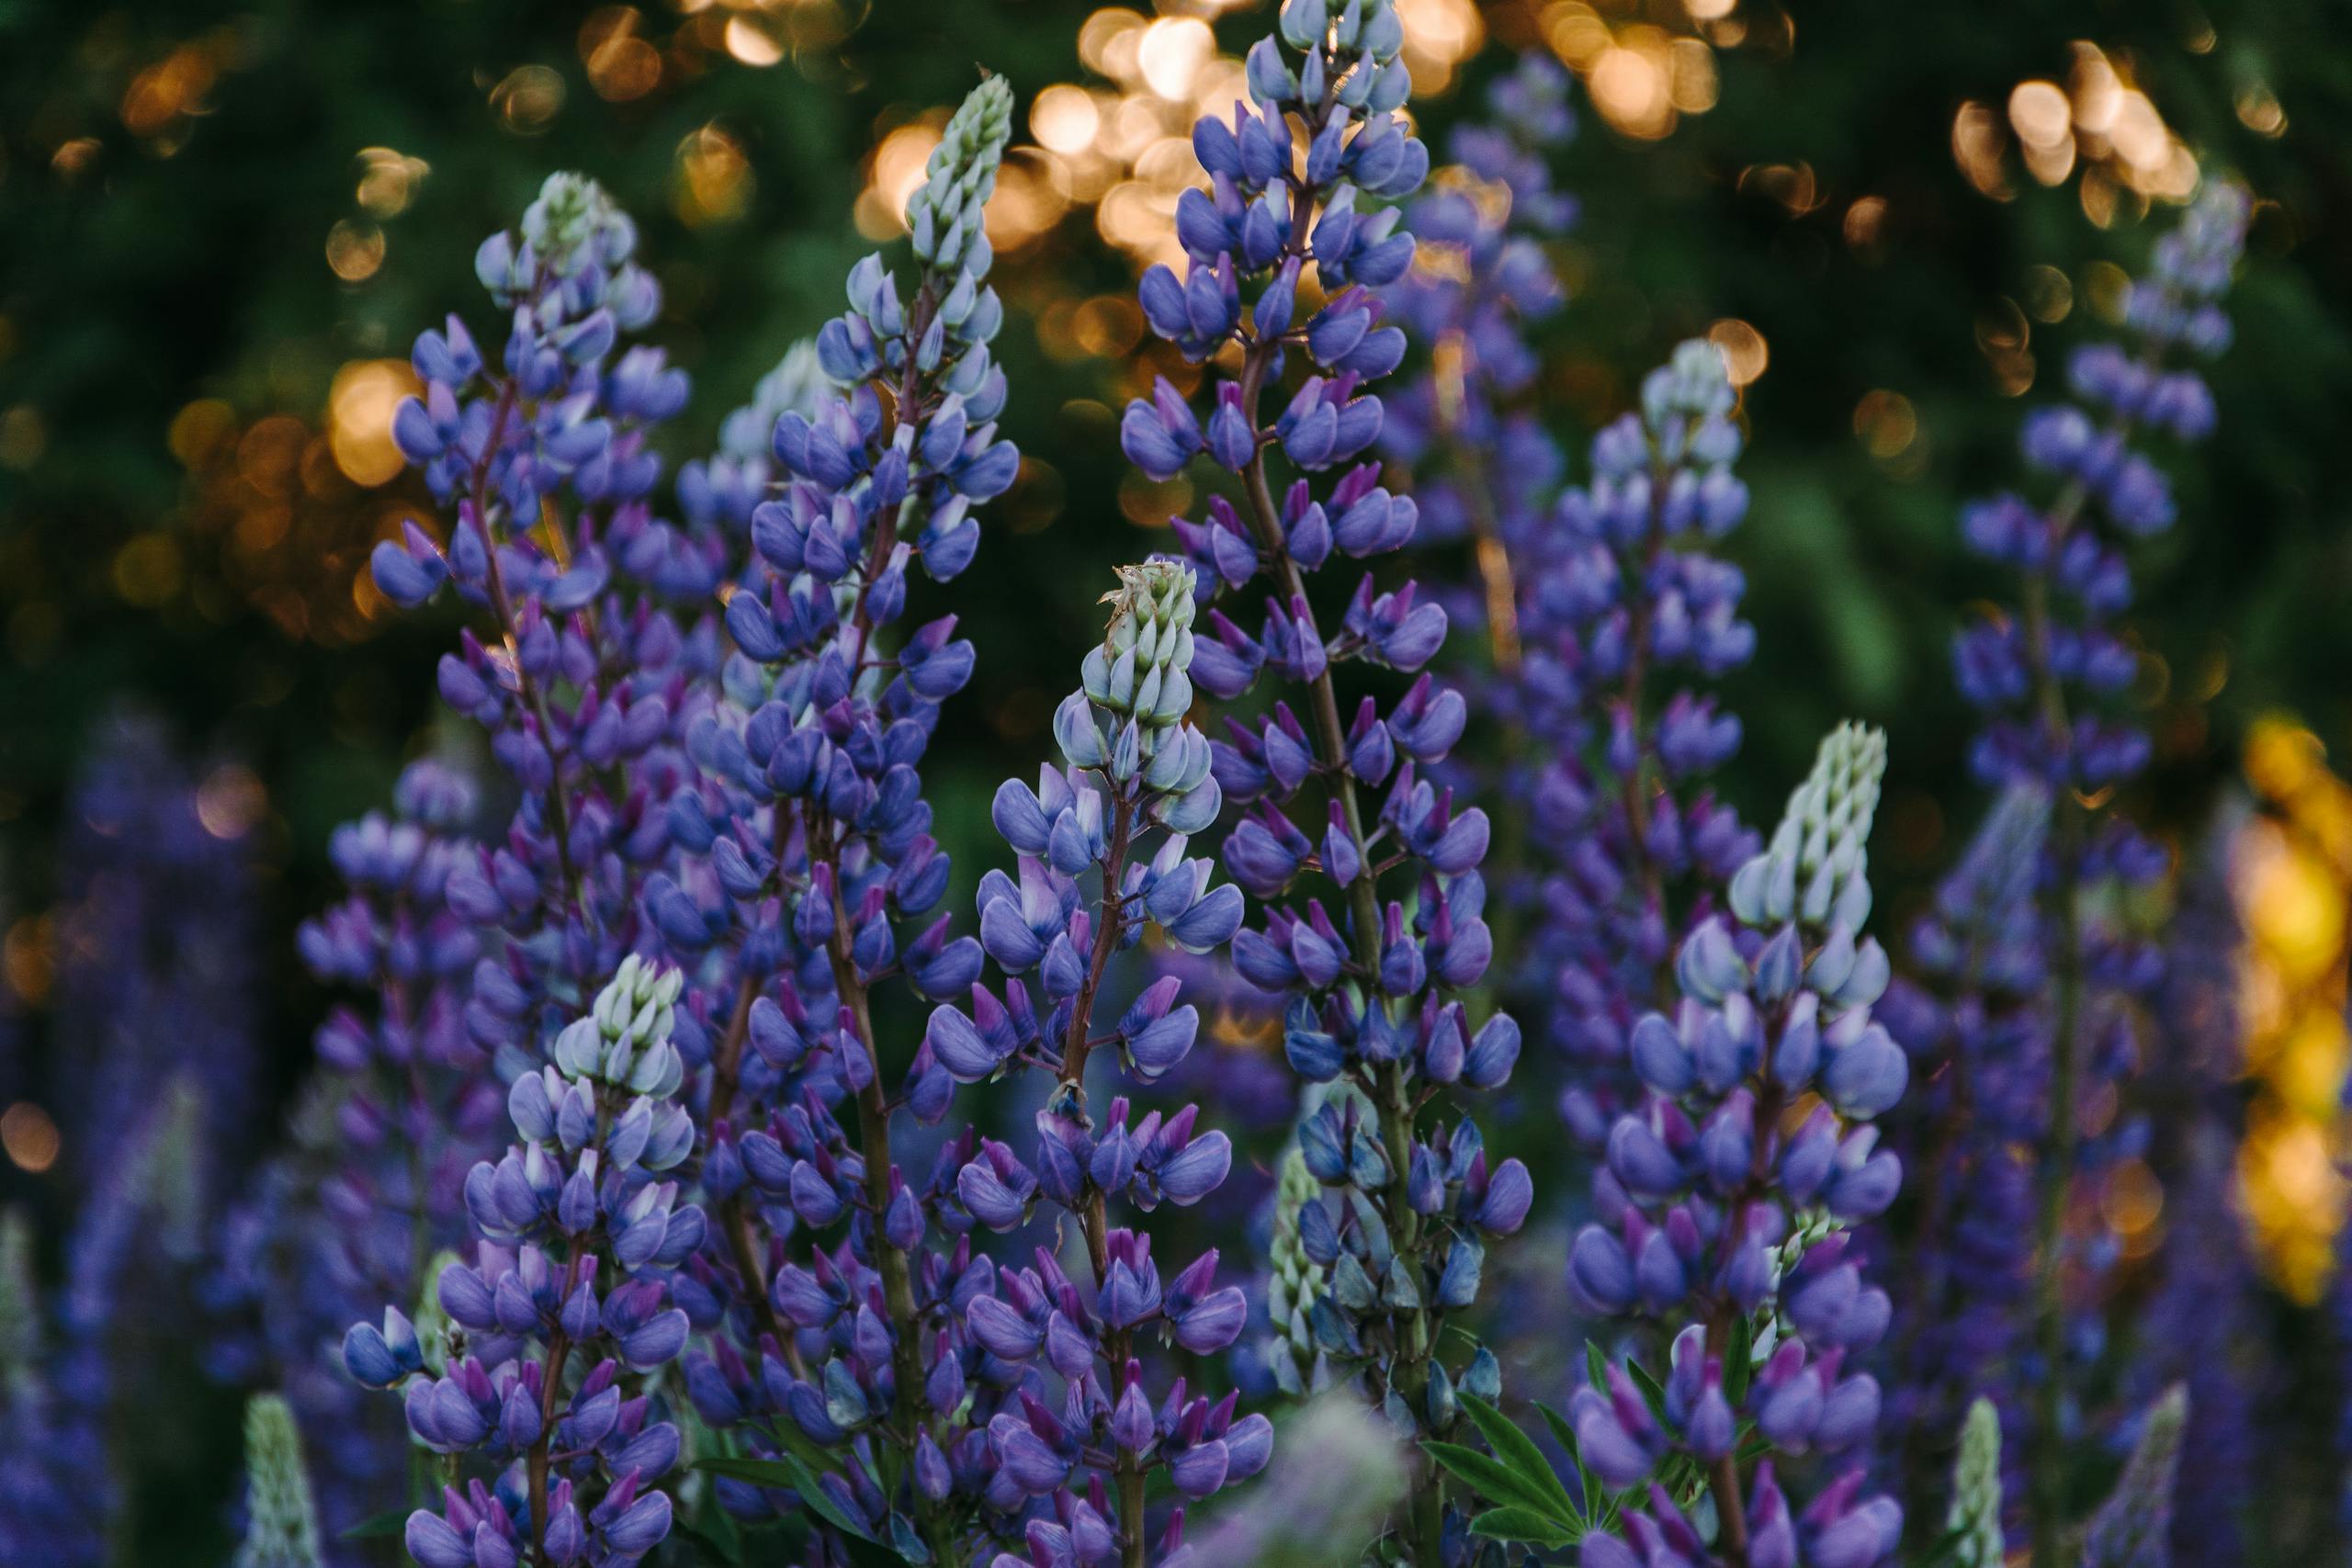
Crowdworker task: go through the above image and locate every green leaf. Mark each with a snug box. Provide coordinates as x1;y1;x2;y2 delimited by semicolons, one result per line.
695;1456;880;1544
337;1511;408;1541
1623;1356;1669;1423
1467;1506;1579;1550
1584;1341;1611;1399
1457;1395;1580;1523
1722;1318;1755;1408
1422;1440;1573;1522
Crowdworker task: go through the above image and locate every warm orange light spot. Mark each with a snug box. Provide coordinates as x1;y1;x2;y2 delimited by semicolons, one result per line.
1706;319;1768;386
1851;390;1917;459
326;360;421;488
491;65;566;135
1;1104;59;1175
1032;85;1102;156
326;220;386;283
675;124;754;227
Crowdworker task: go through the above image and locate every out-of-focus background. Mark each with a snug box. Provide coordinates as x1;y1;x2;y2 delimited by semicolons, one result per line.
2;0;2348;1556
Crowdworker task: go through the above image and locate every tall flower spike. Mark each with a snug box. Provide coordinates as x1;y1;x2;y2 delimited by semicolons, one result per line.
345;958;699;1568
1934;178;2247;1561
1122;4;1522;1559
1514;338;1758;1151
1573;723;1905;1568
2080;1386;2188;1568
233;1393;326;1568
372;168;715;1041
953;561;1257;1567
1876;784;2047;1517
650;68;1016;1566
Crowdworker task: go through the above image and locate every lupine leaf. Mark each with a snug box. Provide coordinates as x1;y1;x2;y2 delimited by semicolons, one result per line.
1458;1394;1581;1522
1468;1506;1579;1550
1422;1441;1572;1521
335;1513;407;1541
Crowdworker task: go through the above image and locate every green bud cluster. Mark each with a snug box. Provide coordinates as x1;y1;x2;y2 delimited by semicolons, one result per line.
233;1393;325;1568
1264;1148;1325;1394
551;953;687;1098
1278;0;1407;67
2082;1385;2187;1568
0;1210;38;1396
1083;560;1199;748
521;172;635;277
1057;562;1218;825
907;74;1013;276
1946;1399;2005;1568
1730;719;1888;933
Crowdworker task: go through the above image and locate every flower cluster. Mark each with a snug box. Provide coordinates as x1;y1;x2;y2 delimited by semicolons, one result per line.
1380;53;1577;587
1517;340;1758;1145
1570;724;1905;1568
635;75;1023;1562
1934;179;2248;1556
1119;2;1526;1554
345;958;700;1568
375;169;712;1020
1875;785;2048;1513
207;759;501;1536
947;560;1264;1562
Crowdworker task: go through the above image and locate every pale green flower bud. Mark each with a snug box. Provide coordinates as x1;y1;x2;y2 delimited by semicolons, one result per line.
1947;1399;2006;1568
1729;720;1888;933
522;172;637;276
562;959;685;1095
2081;1384;2187;1568
1083;560;1198;735
908;74;1014;276
234;1394;324;1568
0;1210;39;1394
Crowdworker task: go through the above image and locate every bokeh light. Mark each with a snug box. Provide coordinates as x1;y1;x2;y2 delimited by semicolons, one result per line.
2235;718;2352;1302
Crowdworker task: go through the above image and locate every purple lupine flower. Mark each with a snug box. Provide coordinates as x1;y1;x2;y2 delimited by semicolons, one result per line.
939;561;1256;1555
374;170;718;1035
1573;724;1907;1567
1501;340;1759;1147
345;958;698;1566
1127;3;1521;1554
205;758;500;1543
1381;54;1576;570
1876;784;2048;1523
1928;180;2247;1558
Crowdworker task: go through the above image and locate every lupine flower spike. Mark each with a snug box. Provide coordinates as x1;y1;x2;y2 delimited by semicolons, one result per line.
1571;723;1905;1568
1125;2;1525;1557
233;1393;326;1568
345;958;699;1568
1933;178;2246;1558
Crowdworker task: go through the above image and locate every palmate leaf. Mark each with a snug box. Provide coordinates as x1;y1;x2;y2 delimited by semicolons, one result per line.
1423;1441;1569;1522
1468;1506;1579;1550
1457;1394;1582;1523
